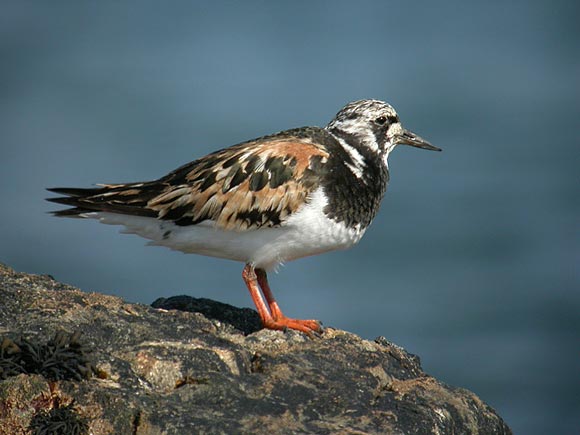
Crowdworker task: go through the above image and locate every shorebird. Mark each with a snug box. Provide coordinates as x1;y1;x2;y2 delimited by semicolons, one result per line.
48;99;441;335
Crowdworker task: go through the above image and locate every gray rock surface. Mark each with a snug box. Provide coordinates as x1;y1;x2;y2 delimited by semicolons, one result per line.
0;263;512;434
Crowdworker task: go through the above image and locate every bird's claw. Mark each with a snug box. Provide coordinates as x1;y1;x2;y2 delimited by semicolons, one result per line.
263;317;323;338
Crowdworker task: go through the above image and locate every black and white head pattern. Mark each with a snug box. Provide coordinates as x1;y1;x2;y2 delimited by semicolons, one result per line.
325;99;404;177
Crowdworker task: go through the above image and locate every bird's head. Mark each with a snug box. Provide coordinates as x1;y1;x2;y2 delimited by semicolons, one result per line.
326;99;441;162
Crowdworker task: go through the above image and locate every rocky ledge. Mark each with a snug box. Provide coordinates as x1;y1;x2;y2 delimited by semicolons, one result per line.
0;264;511;434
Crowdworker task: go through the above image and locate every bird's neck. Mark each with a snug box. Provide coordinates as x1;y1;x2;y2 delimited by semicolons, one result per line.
319;129;389;229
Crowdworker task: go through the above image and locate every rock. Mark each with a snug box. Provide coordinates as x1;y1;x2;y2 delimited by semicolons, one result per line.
0;263;512;434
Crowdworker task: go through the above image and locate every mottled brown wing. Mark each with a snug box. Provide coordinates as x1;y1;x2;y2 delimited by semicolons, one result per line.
147;138;330;231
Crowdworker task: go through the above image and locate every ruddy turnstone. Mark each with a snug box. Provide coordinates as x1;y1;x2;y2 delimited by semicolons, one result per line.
48;99;441;335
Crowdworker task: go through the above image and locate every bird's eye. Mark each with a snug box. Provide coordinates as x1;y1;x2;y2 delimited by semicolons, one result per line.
374;116;387;125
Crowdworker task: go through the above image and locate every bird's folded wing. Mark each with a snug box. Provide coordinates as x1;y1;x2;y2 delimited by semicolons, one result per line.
48;137;330;231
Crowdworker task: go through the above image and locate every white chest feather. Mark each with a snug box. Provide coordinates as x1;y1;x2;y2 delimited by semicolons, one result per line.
90;187;365;271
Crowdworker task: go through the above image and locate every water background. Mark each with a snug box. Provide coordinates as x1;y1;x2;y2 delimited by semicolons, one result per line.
1;2;578;433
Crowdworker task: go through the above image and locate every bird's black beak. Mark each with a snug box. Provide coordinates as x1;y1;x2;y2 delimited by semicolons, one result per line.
395;128;441;152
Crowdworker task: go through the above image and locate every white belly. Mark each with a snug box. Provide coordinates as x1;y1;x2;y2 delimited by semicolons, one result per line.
89;188;365;271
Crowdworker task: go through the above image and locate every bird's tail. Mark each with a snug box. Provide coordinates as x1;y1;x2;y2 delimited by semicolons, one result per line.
46;183;163;218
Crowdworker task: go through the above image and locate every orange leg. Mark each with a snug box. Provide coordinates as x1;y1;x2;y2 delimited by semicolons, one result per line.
242;264;275;327
251;266;322;335
255;268;284;320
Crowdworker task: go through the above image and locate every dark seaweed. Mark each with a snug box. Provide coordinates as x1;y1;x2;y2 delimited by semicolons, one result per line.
0;331;96;381
29;403;89;435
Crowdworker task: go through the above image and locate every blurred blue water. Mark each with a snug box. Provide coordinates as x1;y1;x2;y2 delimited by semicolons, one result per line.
1;1;578;433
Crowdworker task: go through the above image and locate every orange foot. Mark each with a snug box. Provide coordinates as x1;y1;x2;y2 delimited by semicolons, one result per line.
263;317;323;336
